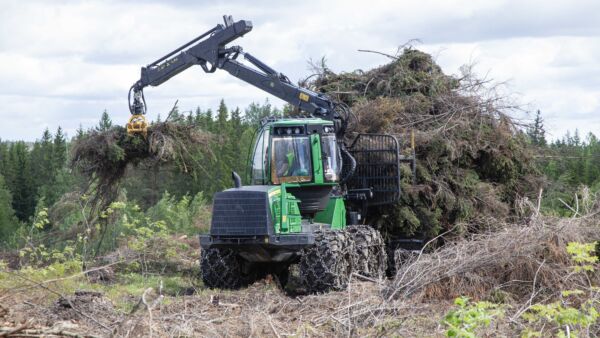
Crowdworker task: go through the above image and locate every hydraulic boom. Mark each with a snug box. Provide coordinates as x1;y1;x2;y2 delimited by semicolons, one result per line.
128;15;349;136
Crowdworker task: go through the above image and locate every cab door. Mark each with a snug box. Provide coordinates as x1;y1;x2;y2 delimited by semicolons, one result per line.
251;127;270;185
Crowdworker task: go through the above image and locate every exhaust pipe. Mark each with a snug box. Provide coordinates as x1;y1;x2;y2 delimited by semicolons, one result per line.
232;171;242;188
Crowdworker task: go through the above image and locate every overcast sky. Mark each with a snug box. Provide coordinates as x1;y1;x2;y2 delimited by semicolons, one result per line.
1;0;599;141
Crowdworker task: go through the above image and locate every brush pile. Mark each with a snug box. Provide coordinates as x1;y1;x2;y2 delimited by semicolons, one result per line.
70;120;211;210
306;48;543;238
387;214;600;302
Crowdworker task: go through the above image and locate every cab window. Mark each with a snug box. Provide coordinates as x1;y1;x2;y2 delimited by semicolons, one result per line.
251;128;270;184
321;135;341;182
271;136;312;184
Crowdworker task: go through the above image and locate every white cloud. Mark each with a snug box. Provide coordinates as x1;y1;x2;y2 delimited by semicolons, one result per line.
0;0;598;140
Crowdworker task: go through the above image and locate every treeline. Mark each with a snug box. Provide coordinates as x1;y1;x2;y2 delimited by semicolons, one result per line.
0;127;72;239
0;99;285;244
0;105;597;244
543;130;600;188
527;110;600;215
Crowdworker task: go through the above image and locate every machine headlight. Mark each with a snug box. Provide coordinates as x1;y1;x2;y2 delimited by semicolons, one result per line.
324;169;338;181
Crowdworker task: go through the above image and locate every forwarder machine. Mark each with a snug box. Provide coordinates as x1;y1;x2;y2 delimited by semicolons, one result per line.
128;16;415;293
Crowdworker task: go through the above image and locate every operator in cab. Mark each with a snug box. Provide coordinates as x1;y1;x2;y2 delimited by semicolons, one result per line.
272;135;312;183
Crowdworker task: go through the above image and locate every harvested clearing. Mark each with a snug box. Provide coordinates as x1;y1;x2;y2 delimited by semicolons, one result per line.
2;210;599;337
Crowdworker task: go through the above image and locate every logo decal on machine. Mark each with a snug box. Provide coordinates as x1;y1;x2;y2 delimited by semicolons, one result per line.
299;92;310;102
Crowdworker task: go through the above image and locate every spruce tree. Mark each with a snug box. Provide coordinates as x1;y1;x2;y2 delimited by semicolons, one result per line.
76;124;85;139
244;100;275;126
229;107;246;174
0;142;9;180
53;126;67;169
7;142;35;221
204;109;214;132
194;107;203;125
41;128;54;172
527;110;547;146
0;174;19;246
215;100;232;191
217;99;229;129
97;110;113;131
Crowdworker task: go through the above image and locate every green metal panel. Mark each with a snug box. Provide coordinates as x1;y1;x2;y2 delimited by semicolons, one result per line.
280;184;288;232
287;198;302;233
268;185;302;234
310;134;324;184
314;197;347;230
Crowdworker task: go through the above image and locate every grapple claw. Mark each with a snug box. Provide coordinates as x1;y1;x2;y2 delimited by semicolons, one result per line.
126;114;148;136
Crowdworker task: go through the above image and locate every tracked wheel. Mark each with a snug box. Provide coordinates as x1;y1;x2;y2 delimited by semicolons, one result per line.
347;225;387;279
299;229;352;293
200;248;251;289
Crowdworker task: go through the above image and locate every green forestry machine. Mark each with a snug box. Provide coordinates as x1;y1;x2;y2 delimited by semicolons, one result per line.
128;16;415;292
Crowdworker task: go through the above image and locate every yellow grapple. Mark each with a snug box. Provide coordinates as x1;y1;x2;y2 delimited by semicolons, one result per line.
126;114;148;136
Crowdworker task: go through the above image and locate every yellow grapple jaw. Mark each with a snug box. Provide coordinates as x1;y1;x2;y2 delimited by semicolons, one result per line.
127;114;148;136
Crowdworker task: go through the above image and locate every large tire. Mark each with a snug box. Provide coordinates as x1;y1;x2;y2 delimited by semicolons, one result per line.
200;248;251;289
347;225;387;279
299;229;352;293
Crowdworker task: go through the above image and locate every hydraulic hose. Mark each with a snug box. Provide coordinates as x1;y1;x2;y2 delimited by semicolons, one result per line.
339;144;356;184
128;84;147;115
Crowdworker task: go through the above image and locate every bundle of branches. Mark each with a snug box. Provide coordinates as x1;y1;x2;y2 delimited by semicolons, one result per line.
70;119;212;211
386;212;600;302
306;48;543;238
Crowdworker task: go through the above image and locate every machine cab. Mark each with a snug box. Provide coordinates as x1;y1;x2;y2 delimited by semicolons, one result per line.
250;119;341;187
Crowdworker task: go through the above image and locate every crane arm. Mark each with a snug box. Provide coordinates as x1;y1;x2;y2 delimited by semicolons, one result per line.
220;54;335;119
128;15;347;134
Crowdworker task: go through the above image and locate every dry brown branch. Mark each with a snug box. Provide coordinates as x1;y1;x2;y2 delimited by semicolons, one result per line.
0;326;101;338
357;49;399;60
0;320;30;337
386;215;600;302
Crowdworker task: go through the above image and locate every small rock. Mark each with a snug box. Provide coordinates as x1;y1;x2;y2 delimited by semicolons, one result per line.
85;267;115;283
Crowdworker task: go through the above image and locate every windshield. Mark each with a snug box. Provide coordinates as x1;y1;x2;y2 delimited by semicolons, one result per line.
321;135;341;182
271;136;312;184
